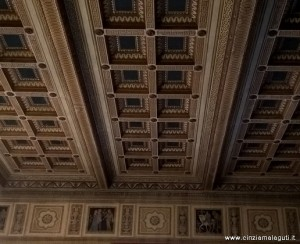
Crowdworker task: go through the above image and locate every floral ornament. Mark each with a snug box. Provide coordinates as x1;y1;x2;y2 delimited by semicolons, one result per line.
37;210;57;229
144;211;165;231
254;214;273;233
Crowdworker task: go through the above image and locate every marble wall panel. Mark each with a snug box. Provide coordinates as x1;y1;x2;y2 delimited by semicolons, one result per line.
246;208;281;236
0;201;297;241
137;206;173;236
120;204;134;236
0;204;11;235
227;207;241;236
9;203;28;235
84;204;119;237
284;208;300;239
175;205;190;238
67;204;83;236
192;207;223;237
26;204;68;236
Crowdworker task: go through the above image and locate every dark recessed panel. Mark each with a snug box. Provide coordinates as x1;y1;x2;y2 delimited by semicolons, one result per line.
31;97;47;105
0;0;8;10
167;99;182;107
17;68;37;80
155;0;197;29
123;71;139;81
156;37;194;64
280;0;300;30
3;35;24;48
259;100;279;109
167;71;183;81
167;37;184;50
270;38;300;65
0;96;6;104
126;98;141;107
119;36;136;50
114;0;133;12
166;122;180;129
280;38;300;51
166;142;180;147
253;123;269;130
167;0;187;12
129;122;143;128
131;141;145;146
15;140;30;145
272;72;287;81
100;0;145;28
50;140;64;146
3;120;18;126
41;120;56;127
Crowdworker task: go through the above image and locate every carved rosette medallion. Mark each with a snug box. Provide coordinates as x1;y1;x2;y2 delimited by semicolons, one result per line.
138;207;171;235
248;209;280;235
144;211;165;231
30;206;64;234
37;210;57;229
254;214;273;233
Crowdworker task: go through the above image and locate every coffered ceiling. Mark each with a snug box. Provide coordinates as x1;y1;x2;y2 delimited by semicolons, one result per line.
0;0;106;189
0;0;299;194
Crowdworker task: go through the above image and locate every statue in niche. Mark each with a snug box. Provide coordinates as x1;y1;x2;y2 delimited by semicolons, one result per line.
178;207;188;236
0;206;8;231
121;206;133;234
69;205;82;234
105;209;114;231
12;206;26;234
229;208;240;236
286;209;299;236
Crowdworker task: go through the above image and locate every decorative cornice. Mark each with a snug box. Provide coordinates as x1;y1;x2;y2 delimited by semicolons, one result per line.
63;0;117;183
215;183;300;193
110;182;203;191
1;185;300;204
194;0;237;184
5;180;98;189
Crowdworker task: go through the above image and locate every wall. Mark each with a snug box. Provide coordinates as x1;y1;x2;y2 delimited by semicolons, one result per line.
0;192;299;243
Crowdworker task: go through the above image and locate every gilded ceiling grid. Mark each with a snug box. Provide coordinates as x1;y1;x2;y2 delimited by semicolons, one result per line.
86;0;211;177
220;0;300;186
0;0;107;189
3;0;295;192
70;0;265;190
